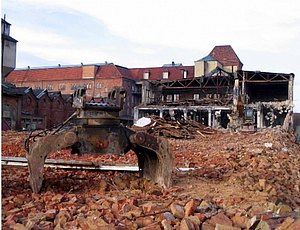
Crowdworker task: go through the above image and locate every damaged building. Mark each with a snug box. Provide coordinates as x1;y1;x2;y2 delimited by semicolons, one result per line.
6;45;294;131
134;46;294;131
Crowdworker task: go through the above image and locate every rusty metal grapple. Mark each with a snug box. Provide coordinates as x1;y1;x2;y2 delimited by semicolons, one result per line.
25;87;173;193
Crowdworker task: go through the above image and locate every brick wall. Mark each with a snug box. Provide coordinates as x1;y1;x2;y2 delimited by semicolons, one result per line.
2;95;22;130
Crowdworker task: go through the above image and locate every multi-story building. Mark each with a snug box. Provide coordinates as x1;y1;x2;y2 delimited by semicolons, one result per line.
7;63;140;123
6;45;294;130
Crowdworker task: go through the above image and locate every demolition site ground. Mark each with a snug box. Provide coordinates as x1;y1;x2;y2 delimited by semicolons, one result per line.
1;129;300;229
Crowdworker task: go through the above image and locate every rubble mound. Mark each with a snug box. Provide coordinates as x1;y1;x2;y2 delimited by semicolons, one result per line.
132;116;215;139
2;128;300;229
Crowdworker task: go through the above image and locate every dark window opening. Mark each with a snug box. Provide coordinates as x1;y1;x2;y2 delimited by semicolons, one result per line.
187;110;208;126
246;82;288;103
138;109;160;119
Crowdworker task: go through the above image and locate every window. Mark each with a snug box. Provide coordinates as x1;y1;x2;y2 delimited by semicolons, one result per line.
84;83;92;89
46;85;53;90
163;71;169;79
58;84;66;90
35;86;41;90
166;95;172;102
104;87;108;93
182;70;188;79
194;94;200;100
96;83;102;89
143;72;150;79
174;94;179;102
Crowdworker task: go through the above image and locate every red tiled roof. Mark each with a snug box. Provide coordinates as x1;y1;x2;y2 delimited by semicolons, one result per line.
209;45;243;68
130;66;194;81
95;64;134;79
7;63;194;83
7;67;82;82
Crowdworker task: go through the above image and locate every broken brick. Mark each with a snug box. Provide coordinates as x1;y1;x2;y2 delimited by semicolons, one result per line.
170;203;185;219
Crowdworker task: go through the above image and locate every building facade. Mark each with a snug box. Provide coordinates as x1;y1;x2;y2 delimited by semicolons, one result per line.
7;63;141;123
6;45;294;131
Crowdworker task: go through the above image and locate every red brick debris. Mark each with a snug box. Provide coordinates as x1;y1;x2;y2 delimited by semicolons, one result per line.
2;129;300;229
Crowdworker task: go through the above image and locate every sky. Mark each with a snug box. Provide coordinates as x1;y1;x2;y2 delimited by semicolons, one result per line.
2;0;300;112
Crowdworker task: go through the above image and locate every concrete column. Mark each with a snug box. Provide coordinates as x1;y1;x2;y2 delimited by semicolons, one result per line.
257;107;262;129
159;109;163;118
133;107;139;123
288;74;294;102
183;108;188;120
208;108;212;127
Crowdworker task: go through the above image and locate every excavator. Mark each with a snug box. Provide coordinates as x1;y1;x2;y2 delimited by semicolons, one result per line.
25;87;173;193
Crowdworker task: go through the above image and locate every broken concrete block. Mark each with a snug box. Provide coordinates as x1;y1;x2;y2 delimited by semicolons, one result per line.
287;218;300;230
45;209;57;220
161;219;173;230
186;216;201;226
201;221;215;230
185;199;196;217
208;213;232;227
136;216;154;228
254;220;271;230
215;223;241;230
275;217;294;230
231;213;249;229
258;179;266;190
170;202;185;219
180;218;197;230
276;204;292;215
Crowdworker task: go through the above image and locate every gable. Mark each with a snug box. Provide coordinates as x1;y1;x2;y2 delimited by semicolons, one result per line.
209;45;243;68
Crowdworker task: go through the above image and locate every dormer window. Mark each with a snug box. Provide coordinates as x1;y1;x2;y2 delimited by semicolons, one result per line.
143;71;150;80
58;84;66;90
46;85;53;90
163;71;169;79
182;70;188;79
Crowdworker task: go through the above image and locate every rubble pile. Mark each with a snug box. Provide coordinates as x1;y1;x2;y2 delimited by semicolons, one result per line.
172;129;300;208
2;128;300;229
2;167;300;229
132;116;215;139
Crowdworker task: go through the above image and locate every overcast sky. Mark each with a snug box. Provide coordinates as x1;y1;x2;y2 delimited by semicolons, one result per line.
2;0;300;111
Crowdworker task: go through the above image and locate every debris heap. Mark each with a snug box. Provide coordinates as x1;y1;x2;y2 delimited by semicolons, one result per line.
132;116;215;139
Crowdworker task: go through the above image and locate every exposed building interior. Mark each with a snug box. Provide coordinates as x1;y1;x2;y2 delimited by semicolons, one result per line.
134;47;294;131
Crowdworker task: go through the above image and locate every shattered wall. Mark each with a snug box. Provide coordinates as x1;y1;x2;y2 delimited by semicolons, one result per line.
238;71;294;130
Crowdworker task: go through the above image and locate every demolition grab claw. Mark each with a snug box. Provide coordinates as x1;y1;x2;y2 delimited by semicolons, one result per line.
25;87;173;193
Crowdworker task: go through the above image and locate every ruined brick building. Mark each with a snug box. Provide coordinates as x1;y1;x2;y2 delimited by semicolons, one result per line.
2;83;74;130
6;45;295;131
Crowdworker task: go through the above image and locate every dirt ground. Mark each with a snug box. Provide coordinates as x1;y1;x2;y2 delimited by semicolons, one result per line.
1;129;300;229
